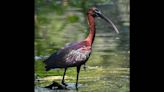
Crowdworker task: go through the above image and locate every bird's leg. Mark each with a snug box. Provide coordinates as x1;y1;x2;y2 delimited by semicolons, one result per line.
61;68;67;86
76;66;81;89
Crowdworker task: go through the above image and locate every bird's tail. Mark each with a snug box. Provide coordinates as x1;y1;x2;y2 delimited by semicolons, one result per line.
43;58;57;71
45;65;51;71
45;64;58;71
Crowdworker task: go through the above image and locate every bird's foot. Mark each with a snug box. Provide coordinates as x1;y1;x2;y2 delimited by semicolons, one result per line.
62;82;68;86
75;83;78;90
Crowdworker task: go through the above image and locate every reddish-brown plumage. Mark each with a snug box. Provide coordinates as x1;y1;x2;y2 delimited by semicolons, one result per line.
85;9;96;46
43;7;119;89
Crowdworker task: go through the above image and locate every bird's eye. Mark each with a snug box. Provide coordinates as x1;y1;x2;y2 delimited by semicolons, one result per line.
94;9;101;14
92;8;101;17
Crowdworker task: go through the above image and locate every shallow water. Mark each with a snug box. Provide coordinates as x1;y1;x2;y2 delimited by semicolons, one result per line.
35;2;129;92
35;67;129;92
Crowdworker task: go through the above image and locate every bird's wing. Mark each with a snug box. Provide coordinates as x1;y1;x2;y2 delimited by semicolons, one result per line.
43;42;79;63
43;41;91;69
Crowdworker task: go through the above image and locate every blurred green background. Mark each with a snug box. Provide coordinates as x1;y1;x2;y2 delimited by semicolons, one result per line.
35;0;129;91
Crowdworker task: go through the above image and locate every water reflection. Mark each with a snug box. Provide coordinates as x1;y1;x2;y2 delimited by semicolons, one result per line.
35;1;129;92
35;67;129;92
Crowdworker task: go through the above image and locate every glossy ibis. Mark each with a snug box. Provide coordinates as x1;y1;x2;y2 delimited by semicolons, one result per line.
43;7;119;88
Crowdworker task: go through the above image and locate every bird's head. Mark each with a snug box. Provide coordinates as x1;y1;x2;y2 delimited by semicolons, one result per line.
87;7;119;34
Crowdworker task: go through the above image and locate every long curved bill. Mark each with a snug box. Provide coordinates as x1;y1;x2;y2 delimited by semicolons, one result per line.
99;13;119;34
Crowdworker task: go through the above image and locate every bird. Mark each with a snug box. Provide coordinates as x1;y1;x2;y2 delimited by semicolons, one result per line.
43;7;119;89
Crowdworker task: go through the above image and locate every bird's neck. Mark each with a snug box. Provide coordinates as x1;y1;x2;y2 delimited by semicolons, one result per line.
85;14;96;46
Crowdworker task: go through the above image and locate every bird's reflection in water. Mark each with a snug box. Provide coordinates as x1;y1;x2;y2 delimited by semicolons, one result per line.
43;81;82;91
